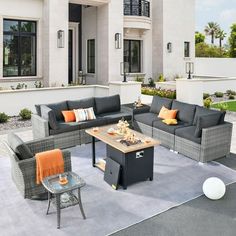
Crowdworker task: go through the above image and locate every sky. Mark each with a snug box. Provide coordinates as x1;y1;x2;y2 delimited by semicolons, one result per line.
196;0;236;44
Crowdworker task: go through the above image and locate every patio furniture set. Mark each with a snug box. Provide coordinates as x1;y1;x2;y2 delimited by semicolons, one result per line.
3;94;233;228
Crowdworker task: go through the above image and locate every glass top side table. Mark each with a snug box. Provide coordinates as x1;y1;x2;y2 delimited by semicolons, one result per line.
42;171;86;229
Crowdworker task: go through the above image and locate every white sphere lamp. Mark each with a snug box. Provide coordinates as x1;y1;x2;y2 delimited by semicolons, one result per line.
203;177;226;200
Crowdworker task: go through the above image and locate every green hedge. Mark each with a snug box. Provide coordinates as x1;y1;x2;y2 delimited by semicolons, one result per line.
141;87;176;99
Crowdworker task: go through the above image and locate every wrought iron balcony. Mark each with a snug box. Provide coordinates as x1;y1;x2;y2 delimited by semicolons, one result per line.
124;0;150;17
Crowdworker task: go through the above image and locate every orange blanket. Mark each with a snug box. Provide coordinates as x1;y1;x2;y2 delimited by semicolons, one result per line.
36;149;64;184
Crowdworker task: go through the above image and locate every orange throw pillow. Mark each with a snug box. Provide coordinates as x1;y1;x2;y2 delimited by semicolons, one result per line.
158;106;178;119
62;110;76;123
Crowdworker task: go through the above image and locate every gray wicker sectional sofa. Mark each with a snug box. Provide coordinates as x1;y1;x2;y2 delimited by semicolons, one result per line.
32;95;132;149
133;96;232;163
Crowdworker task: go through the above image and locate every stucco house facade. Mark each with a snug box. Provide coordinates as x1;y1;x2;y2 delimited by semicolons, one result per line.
0;0;195;89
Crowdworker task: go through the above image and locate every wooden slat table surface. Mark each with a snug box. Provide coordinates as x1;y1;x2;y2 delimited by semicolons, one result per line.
86;124;160;154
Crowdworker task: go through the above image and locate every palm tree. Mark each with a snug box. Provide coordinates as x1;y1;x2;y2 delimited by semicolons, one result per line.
216;30;227;48
204;22;220;44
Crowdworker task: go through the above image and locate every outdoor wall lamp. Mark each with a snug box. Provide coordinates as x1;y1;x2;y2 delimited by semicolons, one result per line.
115;33;122;49
167;42;172;53
186;62;194;79
57;30;65;48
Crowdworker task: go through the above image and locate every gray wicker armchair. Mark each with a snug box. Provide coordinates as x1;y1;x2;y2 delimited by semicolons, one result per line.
3;136;72;199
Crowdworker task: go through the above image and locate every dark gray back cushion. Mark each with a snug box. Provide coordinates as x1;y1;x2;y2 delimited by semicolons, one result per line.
7;133;33;160
193;106;225;125
194;113;222;137
47;101;68;121
35;101;67;120
41;105;59;130
150;96;173;114
171;100;196;124
67;97;95;110
95;95;120;115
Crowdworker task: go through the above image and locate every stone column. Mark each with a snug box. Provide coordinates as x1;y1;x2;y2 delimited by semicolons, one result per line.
43;0;69;87
97;1;124;85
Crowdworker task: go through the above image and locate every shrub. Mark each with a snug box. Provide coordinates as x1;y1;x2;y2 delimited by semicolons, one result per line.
135;76;144;83
141;87;176;99
0;112;10;123
214;92;224;98
19;108;32;120
203;93;210;99
148;78;155;87
229;94;235;100
204;98;212;108
226;90;236;96
216;103;228;111
34;81;43;88
158;74;165;82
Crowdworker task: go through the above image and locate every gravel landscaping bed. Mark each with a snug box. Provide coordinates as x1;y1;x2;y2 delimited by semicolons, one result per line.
0;116;32;131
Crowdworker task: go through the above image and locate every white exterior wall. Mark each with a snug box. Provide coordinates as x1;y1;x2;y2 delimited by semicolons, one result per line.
152;0;195;80
0;0;43;85
0;0;196;88
176;78;236;106
195;58;236;78
0;0;69;88
0;85;108;116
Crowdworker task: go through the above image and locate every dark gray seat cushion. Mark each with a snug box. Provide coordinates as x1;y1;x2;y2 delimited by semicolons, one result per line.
41;105;59;130
99;112;132;124
95;95;120;115
49;119;107;135
175;126;202;144
77;118;108;130
134;112;161;126
171;100;196;124
67;97;95;110
49;122;80;135
153;120;190;134
7;133;33;160
150;96;173;114
193;106;226;125
194;113;222;137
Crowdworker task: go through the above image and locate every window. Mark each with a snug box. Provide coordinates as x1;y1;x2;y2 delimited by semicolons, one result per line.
184;42;190;58
3;19;37;77
124;0;150;17
124;40;141;73
87;39;95;73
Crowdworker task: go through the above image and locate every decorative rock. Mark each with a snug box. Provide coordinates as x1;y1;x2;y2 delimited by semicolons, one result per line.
203;177;226;200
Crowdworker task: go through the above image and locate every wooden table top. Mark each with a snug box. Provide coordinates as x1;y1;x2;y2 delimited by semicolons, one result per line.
86;124;160;154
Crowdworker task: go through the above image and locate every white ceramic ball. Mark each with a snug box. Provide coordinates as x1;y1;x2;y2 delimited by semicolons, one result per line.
203;177;226;200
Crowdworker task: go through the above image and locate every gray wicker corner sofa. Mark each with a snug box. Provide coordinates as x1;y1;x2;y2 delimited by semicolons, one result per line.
32;94;132;149
133;96;233;163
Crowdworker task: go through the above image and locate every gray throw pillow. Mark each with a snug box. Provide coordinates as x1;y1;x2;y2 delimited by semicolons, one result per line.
194;113;221;137
41;105;59;130
7;133;33;160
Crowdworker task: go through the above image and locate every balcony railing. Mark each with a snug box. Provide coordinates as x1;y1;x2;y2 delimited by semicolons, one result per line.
124;0;150;17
